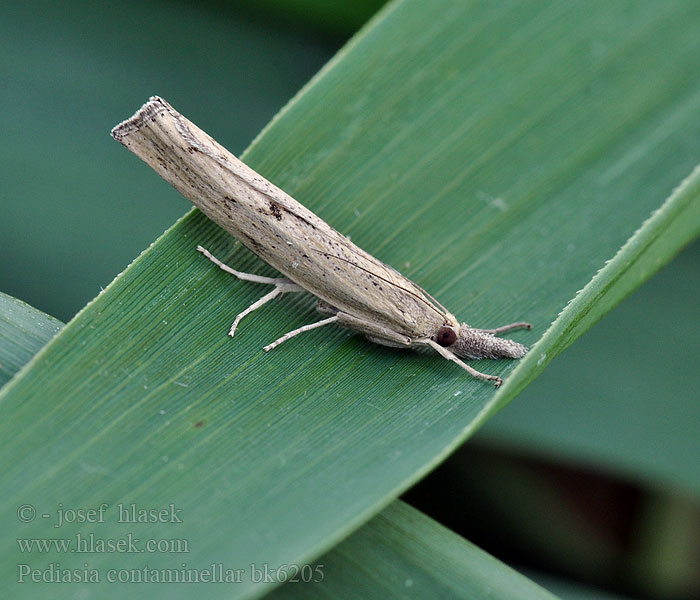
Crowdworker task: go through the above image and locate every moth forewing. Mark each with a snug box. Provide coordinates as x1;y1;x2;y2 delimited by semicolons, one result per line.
112;97;449;337
111;97;530;387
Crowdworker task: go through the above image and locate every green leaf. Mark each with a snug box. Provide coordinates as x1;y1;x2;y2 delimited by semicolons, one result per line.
479;238;700;496
473;163;700;426
0;295;562;600
2;1;700;599
0;292;63;387
269;500;559;600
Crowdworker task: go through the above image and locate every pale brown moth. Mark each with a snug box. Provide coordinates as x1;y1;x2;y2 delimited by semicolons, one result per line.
111;97;531;387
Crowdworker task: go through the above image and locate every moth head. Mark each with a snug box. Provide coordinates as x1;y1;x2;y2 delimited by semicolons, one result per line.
435;324;527;360
435;325;458;347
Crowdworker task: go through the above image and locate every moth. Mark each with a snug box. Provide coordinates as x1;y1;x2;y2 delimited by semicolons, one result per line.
111;97;531;387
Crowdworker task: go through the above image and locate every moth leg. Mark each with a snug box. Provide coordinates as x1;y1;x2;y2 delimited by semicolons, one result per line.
197;245;302;287
334;312;412;348
478;321;532;335
419;339;503;388
197;245;304;336
263;316;339;352
315;302;411;347
228;288;281;337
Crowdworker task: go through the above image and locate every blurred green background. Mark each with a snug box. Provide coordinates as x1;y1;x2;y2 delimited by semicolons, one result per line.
2;1;698;599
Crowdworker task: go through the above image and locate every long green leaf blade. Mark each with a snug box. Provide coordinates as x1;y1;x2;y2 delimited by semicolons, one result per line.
474;163;700;427
271;500;560;600
0;295;566;600
480;238;700;495
0;296;562;599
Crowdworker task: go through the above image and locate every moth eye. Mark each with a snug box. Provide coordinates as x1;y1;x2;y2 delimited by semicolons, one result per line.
436;326;457;347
